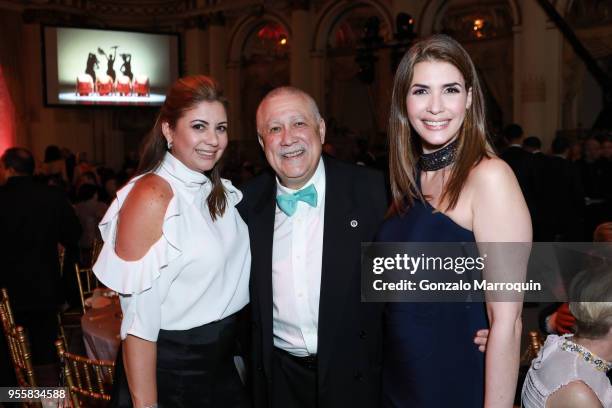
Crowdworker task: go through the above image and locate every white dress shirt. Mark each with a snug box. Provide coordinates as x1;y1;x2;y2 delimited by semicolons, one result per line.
93;152;251;341
272;158;326;357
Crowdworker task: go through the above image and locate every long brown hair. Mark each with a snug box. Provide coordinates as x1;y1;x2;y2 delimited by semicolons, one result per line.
137;75;228;220
388;34;493;213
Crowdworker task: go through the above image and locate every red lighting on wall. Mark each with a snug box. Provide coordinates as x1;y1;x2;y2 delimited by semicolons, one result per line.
257;23;288;45
0;65;16;155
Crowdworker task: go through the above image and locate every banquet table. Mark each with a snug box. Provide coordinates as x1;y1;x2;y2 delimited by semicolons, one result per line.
80;290;122;362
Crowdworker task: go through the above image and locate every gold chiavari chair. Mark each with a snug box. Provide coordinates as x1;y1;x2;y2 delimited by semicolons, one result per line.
58;245;66;276
521;330;545;365
75;264;100;313
91;238;104;266
58;262;96;342
5;327;40;408
0;296;40;407
55;339;115;408
58;263;99;342
0;287;15;331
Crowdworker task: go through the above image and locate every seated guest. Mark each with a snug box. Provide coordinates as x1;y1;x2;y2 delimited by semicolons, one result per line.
72;151;94;185
74;183;108;265
539;222;612;338
41;144;69;188
0;147;81;376
523;265;612;407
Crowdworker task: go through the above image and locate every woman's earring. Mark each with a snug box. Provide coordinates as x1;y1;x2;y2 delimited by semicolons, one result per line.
167;140;173;150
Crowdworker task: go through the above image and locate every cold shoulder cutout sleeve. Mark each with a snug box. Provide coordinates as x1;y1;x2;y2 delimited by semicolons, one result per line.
93;175;183;341
92;153;250;342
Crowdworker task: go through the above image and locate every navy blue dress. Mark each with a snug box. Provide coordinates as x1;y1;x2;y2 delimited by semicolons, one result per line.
377;198;487;408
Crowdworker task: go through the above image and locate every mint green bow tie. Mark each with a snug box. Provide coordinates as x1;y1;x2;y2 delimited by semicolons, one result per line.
276;184;318;216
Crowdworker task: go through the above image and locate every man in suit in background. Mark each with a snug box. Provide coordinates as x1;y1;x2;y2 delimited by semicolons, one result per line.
238;87;388;408
0;147;81;376
500;123;536;220
522;135;542;155
533;136;584;241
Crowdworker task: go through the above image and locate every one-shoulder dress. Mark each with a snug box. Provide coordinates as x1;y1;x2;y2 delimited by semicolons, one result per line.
376;197;487;407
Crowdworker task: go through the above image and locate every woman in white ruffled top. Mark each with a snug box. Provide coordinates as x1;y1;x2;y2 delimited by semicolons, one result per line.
522;265;612;408
93;75;250;408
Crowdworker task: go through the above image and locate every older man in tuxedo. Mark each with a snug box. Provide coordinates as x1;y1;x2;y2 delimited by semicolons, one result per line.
237;87;387;408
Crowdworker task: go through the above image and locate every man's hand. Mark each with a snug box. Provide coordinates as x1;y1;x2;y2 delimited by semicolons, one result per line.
474;329;489;353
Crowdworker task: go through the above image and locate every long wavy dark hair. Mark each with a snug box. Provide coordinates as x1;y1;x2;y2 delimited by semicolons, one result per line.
388;34;493;214
137;75;228;220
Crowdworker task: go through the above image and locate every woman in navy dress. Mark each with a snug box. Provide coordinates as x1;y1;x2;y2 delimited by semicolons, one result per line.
379;34;531;407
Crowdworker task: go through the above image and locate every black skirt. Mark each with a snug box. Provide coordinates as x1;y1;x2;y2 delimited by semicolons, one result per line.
112;312;251;408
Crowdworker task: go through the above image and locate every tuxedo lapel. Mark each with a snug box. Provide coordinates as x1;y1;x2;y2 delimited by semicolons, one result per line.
250;175;277;376
317;156;358;382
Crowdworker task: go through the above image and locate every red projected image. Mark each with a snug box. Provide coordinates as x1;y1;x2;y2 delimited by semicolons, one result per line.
96;74;114;95
44;26;179;106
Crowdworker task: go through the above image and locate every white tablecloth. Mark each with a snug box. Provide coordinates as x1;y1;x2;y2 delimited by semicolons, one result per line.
81;293;121;362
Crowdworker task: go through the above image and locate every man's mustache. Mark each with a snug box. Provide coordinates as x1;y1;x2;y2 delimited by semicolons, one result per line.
278;145;306;155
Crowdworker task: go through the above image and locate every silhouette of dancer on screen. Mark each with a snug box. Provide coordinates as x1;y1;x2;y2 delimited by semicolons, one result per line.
98;46;118;81
85;52;99;82
120;53;133;81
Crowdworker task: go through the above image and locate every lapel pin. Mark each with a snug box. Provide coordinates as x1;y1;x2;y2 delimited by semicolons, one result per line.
350;220;358;228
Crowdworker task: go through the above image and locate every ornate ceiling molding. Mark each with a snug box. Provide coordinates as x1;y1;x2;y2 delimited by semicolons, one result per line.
0;0;267;28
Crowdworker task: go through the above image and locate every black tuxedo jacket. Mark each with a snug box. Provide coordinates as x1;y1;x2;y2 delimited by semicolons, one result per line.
0;176;81;311
500;145;536;214
237;156;388;408
531;154;584;241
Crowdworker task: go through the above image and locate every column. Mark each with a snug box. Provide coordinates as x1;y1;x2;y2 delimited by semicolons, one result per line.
184;17;210;75
290;3;313;94
226;60;242;142
208;12;227;92
516;0;562;146
310;50;325;113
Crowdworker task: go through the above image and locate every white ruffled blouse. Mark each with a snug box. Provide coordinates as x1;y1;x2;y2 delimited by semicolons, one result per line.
93;152;250;341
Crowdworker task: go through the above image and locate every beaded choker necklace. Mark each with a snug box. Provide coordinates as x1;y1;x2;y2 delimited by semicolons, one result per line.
560;337;612;372
418;139;458;171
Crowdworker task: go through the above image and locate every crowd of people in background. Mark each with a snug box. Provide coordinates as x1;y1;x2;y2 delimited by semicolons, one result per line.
16;123;612;262
497;125;611;241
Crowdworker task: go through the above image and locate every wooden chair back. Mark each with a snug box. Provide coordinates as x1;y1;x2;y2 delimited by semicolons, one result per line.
55;339;115;408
